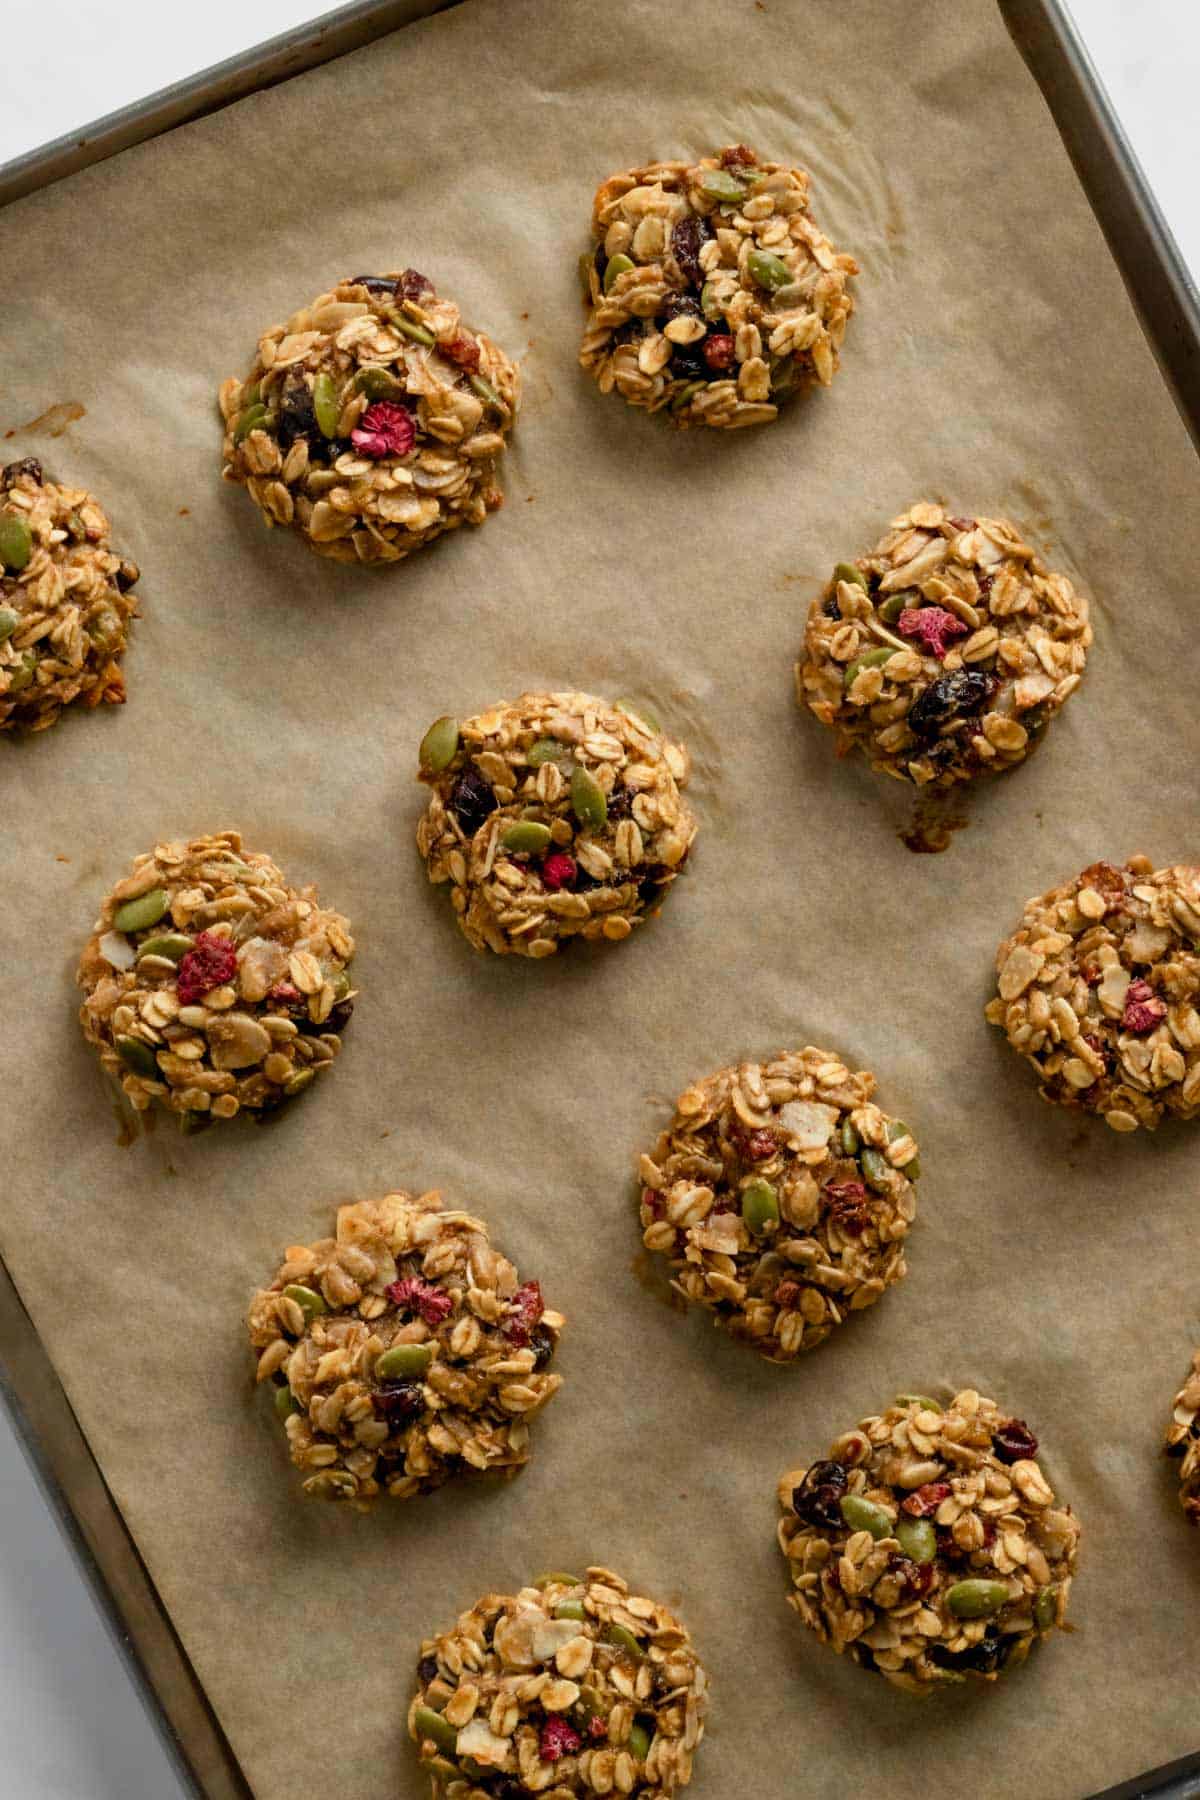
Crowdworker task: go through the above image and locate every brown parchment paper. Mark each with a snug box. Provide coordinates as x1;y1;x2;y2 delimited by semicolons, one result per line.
3;2;1200;1795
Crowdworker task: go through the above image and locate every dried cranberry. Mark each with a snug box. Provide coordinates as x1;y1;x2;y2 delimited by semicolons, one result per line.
449;769;497;834
530;1326;556;1369
349;275;397;294
605;782;634;822
441;334;481;372
902;1481;952;1517
397;268;434;303
504;1281;545;1347
267;981;304;1012
327;998;355;1034
660;291;704;324
977;572;995;601
907;669;996;741
991;1419;1038;1463
932;1626;1010;1676
824;1179;870;1235
417;1655;439;1684
2;457;43;489
774;1279;801;1310
371;1380;424;1427
896;606;969;659
275;379;318;449
641;1188;664;1220
669;344;709;380
889;1555;935;1600
732;1124;779;1161
702;333;735;373
1122;978;1167;1034
114;560;139;592
637;867;669;905
721;144;757;167
176;931;238;1005
539;1717;581;1762
670;215;712;288
541;851;578;891
792;1460;849;1529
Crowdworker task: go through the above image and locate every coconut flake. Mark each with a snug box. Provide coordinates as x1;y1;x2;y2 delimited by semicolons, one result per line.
455;1720;510;1767
778;1100;839;1150
98;930;136;971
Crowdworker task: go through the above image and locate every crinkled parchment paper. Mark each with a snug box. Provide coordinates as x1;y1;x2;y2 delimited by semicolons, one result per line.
3;0;1200;1794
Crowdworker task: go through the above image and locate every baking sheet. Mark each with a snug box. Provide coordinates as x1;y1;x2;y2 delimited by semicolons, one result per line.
2;1;1200;1796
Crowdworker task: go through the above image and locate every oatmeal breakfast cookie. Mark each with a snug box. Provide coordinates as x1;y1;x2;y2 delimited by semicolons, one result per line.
0;457;139;733
637;1048;918;1361
580;143;856;430
409;1568;707;1794
1164;1347;1200;1523
77;830;355;1126
219;270;518;564
249;1189;564;1504
415;693;696;957
798;501;1091;788
985;856;1200;1132
777;1390;1080;1693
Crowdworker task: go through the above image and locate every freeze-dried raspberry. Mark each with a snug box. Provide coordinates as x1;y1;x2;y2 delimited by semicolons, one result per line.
896;605;969;658
351;401;415;459
176;931;238;1004
541;852;577;891
539;1717;581;1761
387;1277;453;1327
1122;979;1167;1033
824;1179;870;1234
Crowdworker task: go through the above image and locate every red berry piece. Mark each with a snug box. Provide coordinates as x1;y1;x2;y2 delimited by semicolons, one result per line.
1122;979;1167;1034
703;334;735;372
176;931;239;1005
539;1717;581;1762
541;852;578;892
351;401;415;459
386;1276;453;1327
504;1281;545;1347
902;1480;952;1517
896;605;969;659
991;1419;1039;1464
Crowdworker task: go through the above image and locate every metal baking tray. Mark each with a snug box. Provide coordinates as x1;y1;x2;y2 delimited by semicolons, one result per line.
2;2;1198;1794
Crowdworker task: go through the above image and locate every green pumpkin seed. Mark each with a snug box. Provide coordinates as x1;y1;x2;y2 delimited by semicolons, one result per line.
137;933;194;963
353;366;402;400
274;1384;300;1420
628;1720;653;1761
554;1600;587;1621
843;646;899;691
533;1571;582;1589
699;281;724;321
419;714;460;772
878;593;907;623
389;311;436;347
240;382;261;409
670;379;706;412
283;1283;327;1322
603;253;636;294
527;737;569;767
376;1342;433;1380
833;561;869;591
469;373;502;408
115;1035;158;1077
614;696;661;732
840;1118;861;1155
0;607;20;641
602;1623;643;1660
0;514;33;572
747;248;792;291
698;169;746;202
501;821;553;855
6;650;37;692
895;1393;939;1410
113;888;169;933
1034;1586;1057;1630
570;765;607;832
233;403;269;444
741;1177;779;1236
859;1146;891;1192
839;1493;895;1539
887;1119;920;1180
284;1068;315;1097
413;1707;458;1755
946;1579;1010;1619
895;1517;937;1564
312;371;340;438
87;607;123;651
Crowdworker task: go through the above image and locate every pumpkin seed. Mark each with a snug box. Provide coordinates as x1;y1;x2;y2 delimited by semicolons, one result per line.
113;888;168;933
699;281;724;320
698;169;746;202
115;1035;158;1077
240;382;261;408
312;371;340;438
232;403;269;444
554;1600;587;1621
859;1146;891;1192
389;311;436;347
0;607;20;641
570;764;607;831
887;1118;920;1179
527;737;568;767
283;1283;327;1322
895;1393;939;1410
843;646;898;691
469;373;502;408
839;1493;895;1539
274;1385;300;1420
602;1623;643;1660
670;379;706;412
741;1177;779;1236
628;1720;653;1761
137;933;194;963
603;253;636;294
746;247;792;291
878;593;907;623
1034;1586;1057;1629
6;650;37;692
833;561;869;591
413;1707;458;1755
419;714;460;772
533;1571;582;1589
895;1517;936;1564
946;1579;1010;1619
501;821;553;855
0;514;33;572
614;696;661;732
376;1342;433;1379
353;366;402;400
284;1068;314;1097
840;1119;861;1155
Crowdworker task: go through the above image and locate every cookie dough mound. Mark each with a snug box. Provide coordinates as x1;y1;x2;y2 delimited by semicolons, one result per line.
415;692;696;957
637;1048;918;1360
985;856;1200;1132
1164;1349;1200;1522
0;457;139;733
219;271;518;565
580;144;856;430
77;830;355;1126
777;1390;1080;1693
410;1568;707;1793
798;502;1091;788
248;1190;564;1504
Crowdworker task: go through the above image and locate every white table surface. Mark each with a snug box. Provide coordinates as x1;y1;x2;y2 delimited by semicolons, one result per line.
2;5;1198;1797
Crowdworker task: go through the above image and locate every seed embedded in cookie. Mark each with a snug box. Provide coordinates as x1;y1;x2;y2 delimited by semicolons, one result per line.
985;855;1200;1132
77;830;355;1127
415;692;697;957
1164;1348;1200;1522
0;457;139;733
219;271;518;564
580;144;857;430
777;1390;1081;1693
410;1568;707;1792
248;1189;564;1503
797;501;1092;788
637;1048;918;1360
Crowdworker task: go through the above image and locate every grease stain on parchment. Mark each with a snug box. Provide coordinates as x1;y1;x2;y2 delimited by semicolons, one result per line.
4;400;86;439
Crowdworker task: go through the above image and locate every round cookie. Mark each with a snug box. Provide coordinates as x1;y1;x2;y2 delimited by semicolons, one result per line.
219;271;518;564
636;1048;918;1361
77;830;355;1126
797;502;1091;788
415;692;696;957
1164;1348;1200;1522
409;1568;707;1793
985;855;1200;1132
0;456;139;733
579;143;857;430
248;1190;564;1503
777;1390;1080;1693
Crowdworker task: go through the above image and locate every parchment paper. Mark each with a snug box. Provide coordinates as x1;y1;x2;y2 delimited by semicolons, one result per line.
3;2;1200;1795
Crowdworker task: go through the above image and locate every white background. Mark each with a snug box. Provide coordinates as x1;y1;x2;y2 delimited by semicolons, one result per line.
1;4;1198;1796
